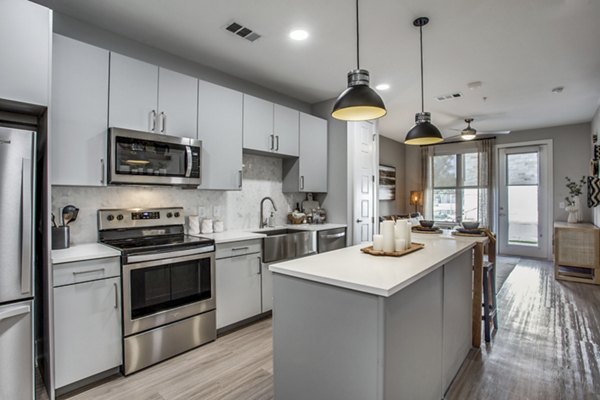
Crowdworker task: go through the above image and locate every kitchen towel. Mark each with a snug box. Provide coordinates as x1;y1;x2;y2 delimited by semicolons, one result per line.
588;176;600;208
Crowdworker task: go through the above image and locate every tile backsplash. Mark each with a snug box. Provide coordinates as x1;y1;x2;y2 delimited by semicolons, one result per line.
52;154;305;244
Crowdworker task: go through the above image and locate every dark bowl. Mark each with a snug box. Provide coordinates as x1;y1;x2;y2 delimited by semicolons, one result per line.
419;220;435;228
461;221;480;230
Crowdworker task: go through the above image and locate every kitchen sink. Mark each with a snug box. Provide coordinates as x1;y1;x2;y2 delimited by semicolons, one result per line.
252;229;317;263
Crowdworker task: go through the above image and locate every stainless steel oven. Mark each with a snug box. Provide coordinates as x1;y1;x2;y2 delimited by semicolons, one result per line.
107;127;201;187
122;248;215;337
98;207;216;375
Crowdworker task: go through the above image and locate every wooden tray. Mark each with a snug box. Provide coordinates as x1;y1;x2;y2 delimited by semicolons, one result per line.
361;242;425;257
412;228;442;234
452;231;486;237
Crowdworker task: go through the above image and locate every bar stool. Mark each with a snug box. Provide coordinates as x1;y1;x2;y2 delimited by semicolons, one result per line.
482;260;498;342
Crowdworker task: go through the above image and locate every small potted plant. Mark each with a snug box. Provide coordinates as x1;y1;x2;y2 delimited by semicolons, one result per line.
565;176;586;223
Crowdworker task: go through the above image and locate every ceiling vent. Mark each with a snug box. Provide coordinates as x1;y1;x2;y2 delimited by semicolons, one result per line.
435;92;463;102
225;21;261;42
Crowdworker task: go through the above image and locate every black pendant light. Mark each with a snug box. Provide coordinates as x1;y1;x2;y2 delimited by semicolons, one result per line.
404;17;443;145
331;0;386;121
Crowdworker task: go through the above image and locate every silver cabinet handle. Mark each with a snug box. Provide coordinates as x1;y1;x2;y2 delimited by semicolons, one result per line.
275;135;280;151
100;158;105;184
257;256;262;275
150;110;157;132
300;175;304;190
0;305;30;322
270;134;275;150
356;219;363;223
72;268;105;276
113;282;119;309
21;158;32;295
160;112;166;133
238;170;243;188
232;246;249;251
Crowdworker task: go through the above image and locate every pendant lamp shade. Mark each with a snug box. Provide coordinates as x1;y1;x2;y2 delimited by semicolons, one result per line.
332;69;387;121
331;0;386;121
405;17;443;145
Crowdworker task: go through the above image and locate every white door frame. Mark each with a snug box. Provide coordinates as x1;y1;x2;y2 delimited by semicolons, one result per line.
495;140;553;259
347;121;379;245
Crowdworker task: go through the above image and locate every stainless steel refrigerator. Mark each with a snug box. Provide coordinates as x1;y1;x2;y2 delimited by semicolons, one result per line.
0;126;35;400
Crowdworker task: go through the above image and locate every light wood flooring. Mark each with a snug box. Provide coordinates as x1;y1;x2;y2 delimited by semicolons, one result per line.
52;258;599;400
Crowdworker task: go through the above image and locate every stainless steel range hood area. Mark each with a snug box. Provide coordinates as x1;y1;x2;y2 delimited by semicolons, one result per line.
107;128;202;187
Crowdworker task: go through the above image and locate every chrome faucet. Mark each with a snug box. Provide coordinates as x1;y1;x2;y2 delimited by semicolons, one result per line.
260;197;278;228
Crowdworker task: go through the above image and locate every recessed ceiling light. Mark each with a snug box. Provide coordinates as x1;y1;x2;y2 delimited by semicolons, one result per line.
289;29;309;41
552;86;564;93
467;81;483;90
375;83;390;91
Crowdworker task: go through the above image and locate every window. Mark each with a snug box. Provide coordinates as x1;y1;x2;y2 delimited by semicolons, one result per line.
432;152;481;223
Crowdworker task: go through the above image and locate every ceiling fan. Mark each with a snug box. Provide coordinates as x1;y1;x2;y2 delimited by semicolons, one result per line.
446;118;511;141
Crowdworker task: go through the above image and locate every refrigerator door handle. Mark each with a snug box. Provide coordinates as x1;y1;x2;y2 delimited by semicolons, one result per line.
0;304;30;322
21;158;32;295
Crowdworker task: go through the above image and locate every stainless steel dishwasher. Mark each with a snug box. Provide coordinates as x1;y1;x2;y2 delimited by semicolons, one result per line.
317;228;347;253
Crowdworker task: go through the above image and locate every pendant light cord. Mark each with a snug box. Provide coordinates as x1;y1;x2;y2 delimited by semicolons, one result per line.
356;0;360;69
419;25;424;113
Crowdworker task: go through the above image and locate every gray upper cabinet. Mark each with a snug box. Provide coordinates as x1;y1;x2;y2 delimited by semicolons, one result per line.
109;53;198;138
51;35;109;186
109;53;159;132
283;112;328;193
243;95;299;157
157;68;198;138
197;80;243;190
0;0;50;106
274;104;300;157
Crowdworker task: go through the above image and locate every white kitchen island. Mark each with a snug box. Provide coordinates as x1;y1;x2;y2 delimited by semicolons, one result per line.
270;234;488;400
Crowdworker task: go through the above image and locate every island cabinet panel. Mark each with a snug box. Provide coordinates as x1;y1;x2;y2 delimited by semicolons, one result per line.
273;274;382;400
442;250;473;392
384;267;444;400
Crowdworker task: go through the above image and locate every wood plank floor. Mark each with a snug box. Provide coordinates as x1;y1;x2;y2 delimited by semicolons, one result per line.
56;257;599;400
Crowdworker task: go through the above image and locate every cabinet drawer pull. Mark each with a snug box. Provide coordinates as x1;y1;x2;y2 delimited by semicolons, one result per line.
72;268;105;276
238;170;243;188
257;256;262;275
150;110;157;132
160;112;167;133
100;158;105;184
300;176;305;190
270;134;274;150
231;247;249;252
275;135;280;151
113;282;119;309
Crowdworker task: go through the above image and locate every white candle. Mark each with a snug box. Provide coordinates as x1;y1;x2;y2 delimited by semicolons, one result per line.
395;219;408;245
373;234;384;251
395;239;406;252
382;220;395;253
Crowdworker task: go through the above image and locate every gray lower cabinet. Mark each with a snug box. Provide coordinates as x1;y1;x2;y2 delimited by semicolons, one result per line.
53;258;122;390
215;241;262;329
261;263;273;313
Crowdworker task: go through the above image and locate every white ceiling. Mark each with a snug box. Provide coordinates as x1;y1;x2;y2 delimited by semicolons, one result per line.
37;0;600;141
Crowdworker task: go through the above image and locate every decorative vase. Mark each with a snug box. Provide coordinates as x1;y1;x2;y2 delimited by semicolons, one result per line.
565;205;578;223
573;195;583;222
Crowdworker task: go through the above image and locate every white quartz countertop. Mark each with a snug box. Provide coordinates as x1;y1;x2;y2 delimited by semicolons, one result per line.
52;243;121;265
190;224;347;244
270;233;487;297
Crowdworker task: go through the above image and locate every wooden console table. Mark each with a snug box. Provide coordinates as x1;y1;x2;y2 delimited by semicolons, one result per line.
554;222;600;285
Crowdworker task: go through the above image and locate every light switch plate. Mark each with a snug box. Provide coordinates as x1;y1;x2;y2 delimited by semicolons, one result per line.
559;202;565;209
213;205;222;218
198;206;206;217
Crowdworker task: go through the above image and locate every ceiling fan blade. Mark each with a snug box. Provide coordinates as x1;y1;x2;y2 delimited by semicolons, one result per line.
477;130;511;134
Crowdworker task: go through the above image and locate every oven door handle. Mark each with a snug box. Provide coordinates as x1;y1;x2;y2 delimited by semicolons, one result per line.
125;246;215;267
185;146;193;178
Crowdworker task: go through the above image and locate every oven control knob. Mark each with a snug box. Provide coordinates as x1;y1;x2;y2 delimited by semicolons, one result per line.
167;212;173;218
174;212;180;218
106;214;114;221
117;214;124;221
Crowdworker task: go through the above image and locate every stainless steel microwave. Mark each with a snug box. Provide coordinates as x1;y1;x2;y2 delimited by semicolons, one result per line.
107;128;201;187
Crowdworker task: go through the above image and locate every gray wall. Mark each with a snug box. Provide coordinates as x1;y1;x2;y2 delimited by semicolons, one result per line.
311;99;350;240
379;135;406;216
51;12;311;112
592;106;600;227
404;144;422;204
496;122;592;222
